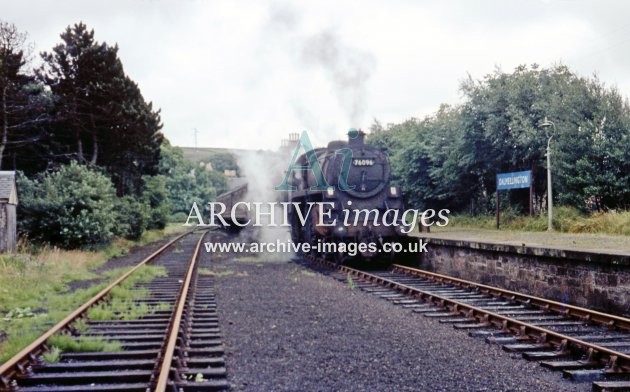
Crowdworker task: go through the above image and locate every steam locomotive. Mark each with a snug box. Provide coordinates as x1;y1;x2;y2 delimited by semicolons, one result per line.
286;129;411;263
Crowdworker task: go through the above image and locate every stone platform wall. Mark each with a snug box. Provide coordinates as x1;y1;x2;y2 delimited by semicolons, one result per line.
417;238;630;316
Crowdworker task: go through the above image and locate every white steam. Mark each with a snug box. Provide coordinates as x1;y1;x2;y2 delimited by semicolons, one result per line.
235;148;295;262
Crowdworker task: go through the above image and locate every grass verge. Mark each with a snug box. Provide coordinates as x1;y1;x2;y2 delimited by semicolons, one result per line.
446;207;630;235
0;224;185;364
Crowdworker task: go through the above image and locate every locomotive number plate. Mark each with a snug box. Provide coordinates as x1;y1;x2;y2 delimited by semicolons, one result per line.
352;159;374;166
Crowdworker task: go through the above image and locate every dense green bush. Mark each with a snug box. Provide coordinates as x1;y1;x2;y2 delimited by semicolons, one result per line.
142;175;170;230
114;196;149;240
15;143;228;246
17;162;118;249
168;212;189;224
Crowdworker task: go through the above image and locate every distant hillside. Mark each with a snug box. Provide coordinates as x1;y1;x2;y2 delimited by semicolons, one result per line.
178;146;289;178
179;147;246;164
178;146;245;175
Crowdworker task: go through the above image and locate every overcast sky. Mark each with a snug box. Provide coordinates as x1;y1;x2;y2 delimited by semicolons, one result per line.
3;0;630;149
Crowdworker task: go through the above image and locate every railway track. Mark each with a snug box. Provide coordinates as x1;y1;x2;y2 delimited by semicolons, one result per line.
0;230;227;392
306;256;630;391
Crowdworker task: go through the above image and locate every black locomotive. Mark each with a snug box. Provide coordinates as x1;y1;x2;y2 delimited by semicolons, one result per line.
286;129;411;263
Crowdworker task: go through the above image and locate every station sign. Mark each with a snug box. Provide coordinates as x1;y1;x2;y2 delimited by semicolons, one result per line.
497;170;531;190
495;169;533;229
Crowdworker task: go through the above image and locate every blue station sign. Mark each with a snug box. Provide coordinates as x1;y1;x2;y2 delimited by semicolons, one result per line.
497;170;531;190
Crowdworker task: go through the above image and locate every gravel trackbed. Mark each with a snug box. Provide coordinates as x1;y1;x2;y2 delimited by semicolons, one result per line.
205;249;588;392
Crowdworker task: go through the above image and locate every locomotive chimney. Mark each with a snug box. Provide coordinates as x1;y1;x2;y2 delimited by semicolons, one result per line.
279;132;301;153
348;128;365;147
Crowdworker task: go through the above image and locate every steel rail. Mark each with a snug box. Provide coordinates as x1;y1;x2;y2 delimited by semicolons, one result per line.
0;230;193;389
154;230;205;391
307;256;630;373
392;264;630;331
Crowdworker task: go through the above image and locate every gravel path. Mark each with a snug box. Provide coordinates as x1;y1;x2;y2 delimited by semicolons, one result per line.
205;248;589;391
93;231;188;274
66;230;187;292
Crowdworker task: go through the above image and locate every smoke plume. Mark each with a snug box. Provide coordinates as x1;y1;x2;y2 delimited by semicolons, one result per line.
300;30;375;125
267;3;376;127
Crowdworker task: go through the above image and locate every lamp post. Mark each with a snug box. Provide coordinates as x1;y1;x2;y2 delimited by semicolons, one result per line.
540;117;555;231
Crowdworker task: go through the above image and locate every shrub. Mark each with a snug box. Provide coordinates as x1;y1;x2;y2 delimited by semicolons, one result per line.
17;162;118;249
114;196;149;240
142;175;170;230
168;212;189;224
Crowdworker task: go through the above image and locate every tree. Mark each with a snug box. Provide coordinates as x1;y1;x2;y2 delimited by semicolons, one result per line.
207;151;239;174
39;22;163;195
0;20;49;171
369;64;630;213
99;75;164;195
459;65;630;211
